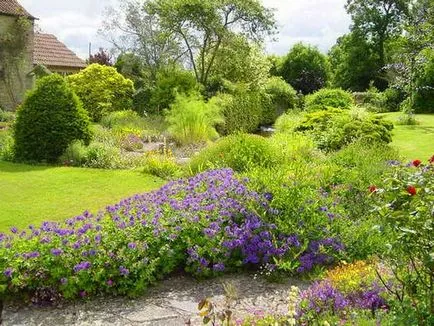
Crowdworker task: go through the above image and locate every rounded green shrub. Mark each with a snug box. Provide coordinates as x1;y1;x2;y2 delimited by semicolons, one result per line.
67;64;135;121
13;74;92;163
214;83;263;135
279;43;331;94
261;77;298;125
305;88;354;111
294;107;393;151
188;133;283;173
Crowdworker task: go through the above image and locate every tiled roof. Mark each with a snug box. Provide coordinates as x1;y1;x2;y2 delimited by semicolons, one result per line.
0;0;36;19
33;33;87;69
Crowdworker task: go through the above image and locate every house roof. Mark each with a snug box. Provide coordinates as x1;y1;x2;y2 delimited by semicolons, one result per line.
0;0;36;19
33;33;87;69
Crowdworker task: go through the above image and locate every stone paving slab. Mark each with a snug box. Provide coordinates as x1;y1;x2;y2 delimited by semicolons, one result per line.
3;273;308;326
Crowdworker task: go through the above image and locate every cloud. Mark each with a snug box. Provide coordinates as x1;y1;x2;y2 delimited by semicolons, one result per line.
263;0;351;54
19;0;351;59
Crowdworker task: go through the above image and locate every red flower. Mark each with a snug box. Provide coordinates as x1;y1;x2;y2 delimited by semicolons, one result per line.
412;159;422;167
429;155;434;164
407;185;417;196
368;185;377;193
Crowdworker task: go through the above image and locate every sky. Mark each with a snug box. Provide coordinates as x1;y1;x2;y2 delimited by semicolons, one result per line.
20;0;351;60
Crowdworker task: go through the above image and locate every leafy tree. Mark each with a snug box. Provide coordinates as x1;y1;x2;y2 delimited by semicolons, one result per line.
385;0;434;113
279;43;331;94
414;49;434;113
88;48;113;66
329;33;380;91
67;64;135;122
345;0;409;86
101;0;184;82
147;0;276;85
115;53;147;87
13;74;91;163
207;35;271;90
149;68;200;113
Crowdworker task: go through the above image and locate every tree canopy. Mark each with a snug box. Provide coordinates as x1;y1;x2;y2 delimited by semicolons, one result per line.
146;0;276;85
279;43;331;94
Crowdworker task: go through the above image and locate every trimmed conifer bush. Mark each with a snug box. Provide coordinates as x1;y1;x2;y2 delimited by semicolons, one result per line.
13;74;92;163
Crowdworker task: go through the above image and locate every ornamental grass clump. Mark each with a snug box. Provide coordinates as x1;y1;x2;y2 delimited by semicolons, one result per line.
0;169;334;304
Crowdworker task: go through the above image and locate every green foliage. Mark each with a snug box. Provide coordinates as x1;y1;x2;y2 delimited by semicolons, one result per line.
414;49;434;113
0;17;32;108
213;83;263;135
148;69;200;114
143;150;182;180
305;88;355;111
373;159;434;324
148;0;276;85
13;74;92;163
100;110;144;130
329;32;381;91
188;134;283;174
67;64;135;121
274;111;304;133
279;42;331;94
294;107;394;151
207;35;271;90
166;93;224;145
345;0;409;79
0;109;15;123
261;77;298;125
83;142;125;169
382;87;405;112
0;131;14;162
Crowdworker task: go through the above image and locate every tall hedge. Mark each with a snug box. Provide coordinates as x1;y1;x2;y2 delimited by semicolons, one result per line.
14;74;92;163
67;64;135;121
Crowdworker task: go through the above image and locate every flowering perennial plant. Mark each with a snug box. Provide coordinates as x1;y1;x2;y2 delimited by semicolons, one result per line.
371;157;434;323
0;169;343;303
298;261;389;323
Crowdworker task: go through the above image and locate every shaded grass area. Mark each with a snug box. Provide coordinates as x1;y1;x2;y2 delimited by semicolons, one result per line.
380;112;434;160
0;161;164;231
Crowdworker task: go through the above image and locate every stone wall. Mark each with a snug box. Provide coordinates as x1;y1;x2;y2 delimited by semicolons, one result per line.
0;15;34;111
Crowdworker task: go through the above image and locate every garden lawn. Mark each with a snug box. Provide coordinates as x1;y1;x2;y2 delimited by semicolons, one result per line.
0;161;163;231
381;112;434;160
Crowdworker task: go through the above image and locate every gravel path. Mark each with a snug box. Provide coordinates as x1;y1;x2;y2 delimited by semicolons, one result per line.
3;273;308;326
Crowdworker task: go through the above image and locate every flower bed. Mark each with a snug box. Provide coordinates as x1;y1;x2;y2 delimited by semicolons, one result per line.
0;169;343;303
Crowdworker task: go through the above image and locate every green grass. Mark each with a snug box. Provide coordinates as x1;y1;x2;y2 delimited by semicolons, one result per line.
0;161;164;231
380;112;434;160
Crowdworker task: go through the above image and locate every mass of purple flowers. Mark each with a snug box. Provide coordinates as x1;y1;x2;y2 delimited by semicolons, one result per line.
0;169;343;300
298;280;388;321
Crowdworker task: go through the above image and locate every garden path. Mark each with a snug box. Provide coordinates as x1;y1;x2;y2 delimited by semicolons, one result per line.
4;273;308;326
